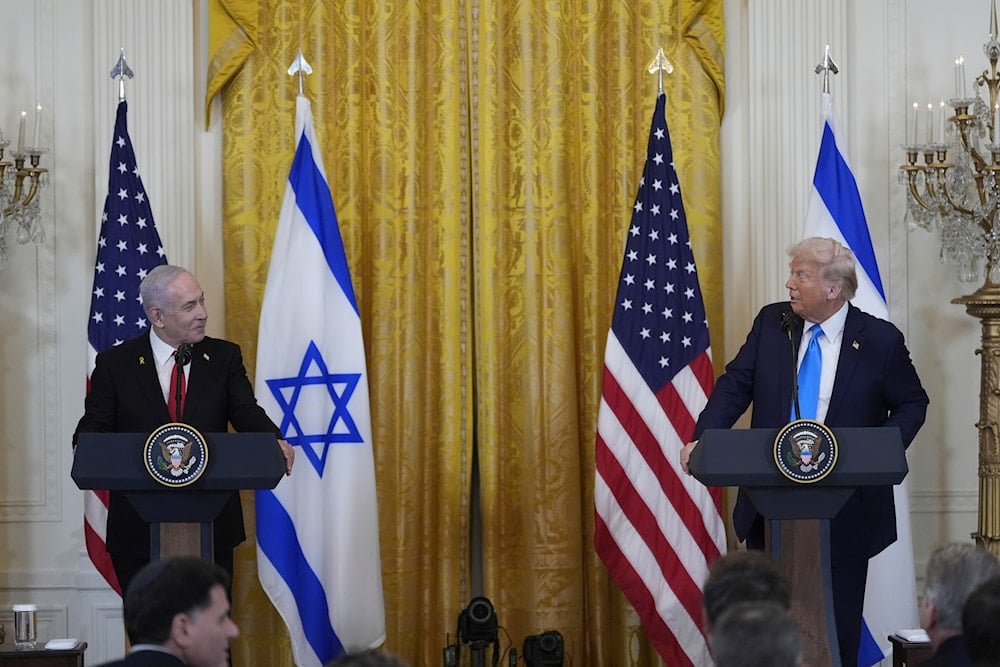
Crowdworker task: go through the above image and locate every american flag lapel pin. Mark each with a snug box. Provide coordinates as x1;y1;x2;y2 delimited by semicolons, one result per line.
852;340;860;350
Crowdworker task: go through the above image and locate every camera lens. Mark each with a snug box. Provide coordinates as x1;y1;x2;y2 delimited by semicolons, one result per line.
469;598;492;622
539;632;559;652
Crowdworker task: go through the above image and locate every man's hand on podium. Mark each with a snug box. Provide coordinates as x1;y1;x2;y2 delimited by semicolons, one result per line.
278;438;295;475
679;441;698;475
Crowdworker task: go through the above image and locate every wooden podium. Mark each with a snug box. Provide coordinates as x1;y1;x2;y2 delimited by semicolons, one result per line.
690;425;907;667
72;431;285;562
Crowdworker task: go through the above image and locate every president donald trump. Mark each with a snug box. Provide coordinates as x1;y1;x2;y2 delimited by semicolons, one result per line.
680;236;929;666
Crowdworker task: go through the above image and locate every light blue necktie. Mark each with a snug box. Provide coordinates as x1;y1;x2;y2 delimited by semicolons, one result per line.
793;325;824;420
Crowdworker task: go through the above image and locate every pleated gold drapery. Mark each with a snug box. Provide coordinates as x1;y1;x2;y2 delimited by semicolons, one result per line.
208;1;724;665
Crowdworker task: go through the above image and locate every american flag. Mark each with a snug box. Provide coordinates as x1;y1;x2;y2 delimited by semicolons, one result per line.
594;93;726;666
84;100;166;595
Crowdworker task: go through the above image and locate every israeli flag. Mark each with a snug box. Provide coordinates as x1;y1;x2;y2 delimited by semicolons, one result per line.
255;95;386;665
804;91;919;666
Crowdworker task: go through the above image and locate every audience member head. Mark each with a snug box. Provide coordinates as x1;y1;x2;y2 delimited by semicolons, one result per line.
711;601;803;667
962;575;1000;666
324;648;409;666
702;549;790;631
920;542;1000;650
123;557;238;667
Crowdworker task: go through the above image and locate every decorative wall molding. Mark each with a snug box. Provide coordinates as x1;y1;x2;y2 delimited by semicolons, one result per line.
86;603;125;664
0;570;79;590
908;489;979;514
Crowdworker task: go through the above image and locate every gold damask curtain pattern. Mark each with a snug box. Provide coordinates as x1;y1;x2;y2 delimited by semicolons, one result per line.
208;1;723;665
470;2;724;664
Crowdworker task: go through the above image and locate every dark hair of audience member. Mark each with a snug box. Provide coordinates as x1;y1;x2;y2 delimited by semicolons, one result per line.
123;557;231;646
702;549;791;629
962;575;1000;667
711;601;803;667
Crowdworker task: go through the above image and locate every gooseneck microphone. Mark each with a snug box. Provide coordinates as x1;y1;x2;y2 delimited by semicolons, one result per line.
175;343;193;366
174;343;193;421
780;311;803;421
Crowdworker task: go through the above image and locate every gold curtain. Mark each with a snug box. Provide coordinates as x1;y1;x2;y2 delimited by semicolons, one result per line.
208;1;724;665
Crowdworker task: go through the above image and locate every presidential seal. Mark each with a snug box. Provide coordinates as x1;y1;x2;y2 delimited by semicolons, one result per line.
144;423;209;487
773;419;838;483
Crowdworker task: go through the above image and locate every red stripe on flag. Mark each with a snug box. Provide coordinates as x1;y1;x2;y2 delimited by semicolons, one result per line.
602;367;722;562
594;510;695;667
596;433;708;634
687;350;715;399
84;490;121;595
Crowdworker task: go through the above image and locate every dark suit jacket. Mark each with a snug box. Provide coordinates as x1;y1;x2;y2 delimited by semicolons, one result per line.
917;635;972;667
694;302;928;564
94;648;187;667
73;333;282;556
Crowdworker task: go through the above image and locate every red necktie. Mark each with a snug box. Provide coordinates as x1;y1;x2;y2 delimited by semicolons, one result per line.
168;353;187;421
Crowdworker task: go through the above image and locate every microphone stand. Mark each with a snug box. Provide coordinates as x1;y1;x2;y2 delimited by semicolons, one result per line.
781;312;802;421
174;344;192;422
174;368;184;421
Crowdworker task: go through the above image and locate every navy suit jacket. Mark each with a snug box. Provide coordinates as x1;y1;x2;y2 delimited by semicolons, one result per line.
694;302;928;564
93;649;187;667
916;635;972;667
73;333;282;556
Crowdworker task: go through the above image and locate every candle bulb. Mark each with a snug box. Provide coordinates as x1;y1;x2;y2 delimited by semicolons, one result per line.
958;56;968;99
927;102;935;143
940;101;947;144
32;104;41;148
956;57;963;98
910;102;919;145
16;110;26;154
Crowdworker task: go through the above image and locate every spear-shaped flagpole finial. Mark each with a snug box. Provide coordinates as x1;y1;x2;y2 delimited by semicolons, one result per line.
287;49;313;97
110;48;135;102
814;44;840;94
647;48;673;96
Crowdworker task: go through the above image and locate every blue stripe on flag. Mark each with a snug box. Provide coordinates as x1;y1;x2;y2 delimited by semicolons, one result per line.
288;133;358;315
257;489;344;662
858;618;884;666
812;122;886;301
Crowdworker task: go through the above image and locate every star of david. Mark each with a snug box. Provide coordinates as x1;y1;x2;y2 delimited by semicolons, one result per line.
265;340;363;476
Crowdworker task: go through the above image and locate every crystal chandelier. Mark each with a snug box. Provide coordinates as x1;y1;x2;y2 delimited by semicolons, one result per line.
0;106;49;269
900;3;1000;284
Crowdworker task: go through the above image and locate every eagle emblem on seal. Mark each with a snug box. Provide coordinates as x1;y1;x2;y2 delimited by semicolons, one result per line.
158;434;196;476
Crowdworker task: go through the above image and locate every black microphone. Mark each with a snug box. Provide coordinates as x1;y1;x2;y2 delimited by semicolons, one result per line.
173;343;193;421
780;310;802;337
175;343;193;366
780;311;803;421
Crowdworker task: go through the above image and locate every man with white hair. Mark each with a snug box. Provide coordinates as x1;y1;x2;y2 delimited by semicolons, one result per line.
681;237;929;666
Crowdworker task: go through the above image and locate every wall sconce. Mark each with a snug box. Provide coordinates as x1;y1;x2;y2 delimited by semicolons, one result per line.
0;106;49;268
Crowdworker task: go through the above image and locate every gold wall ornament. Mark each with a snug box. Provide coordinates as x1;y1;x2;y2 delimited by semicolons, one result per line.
901;0;1000;557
